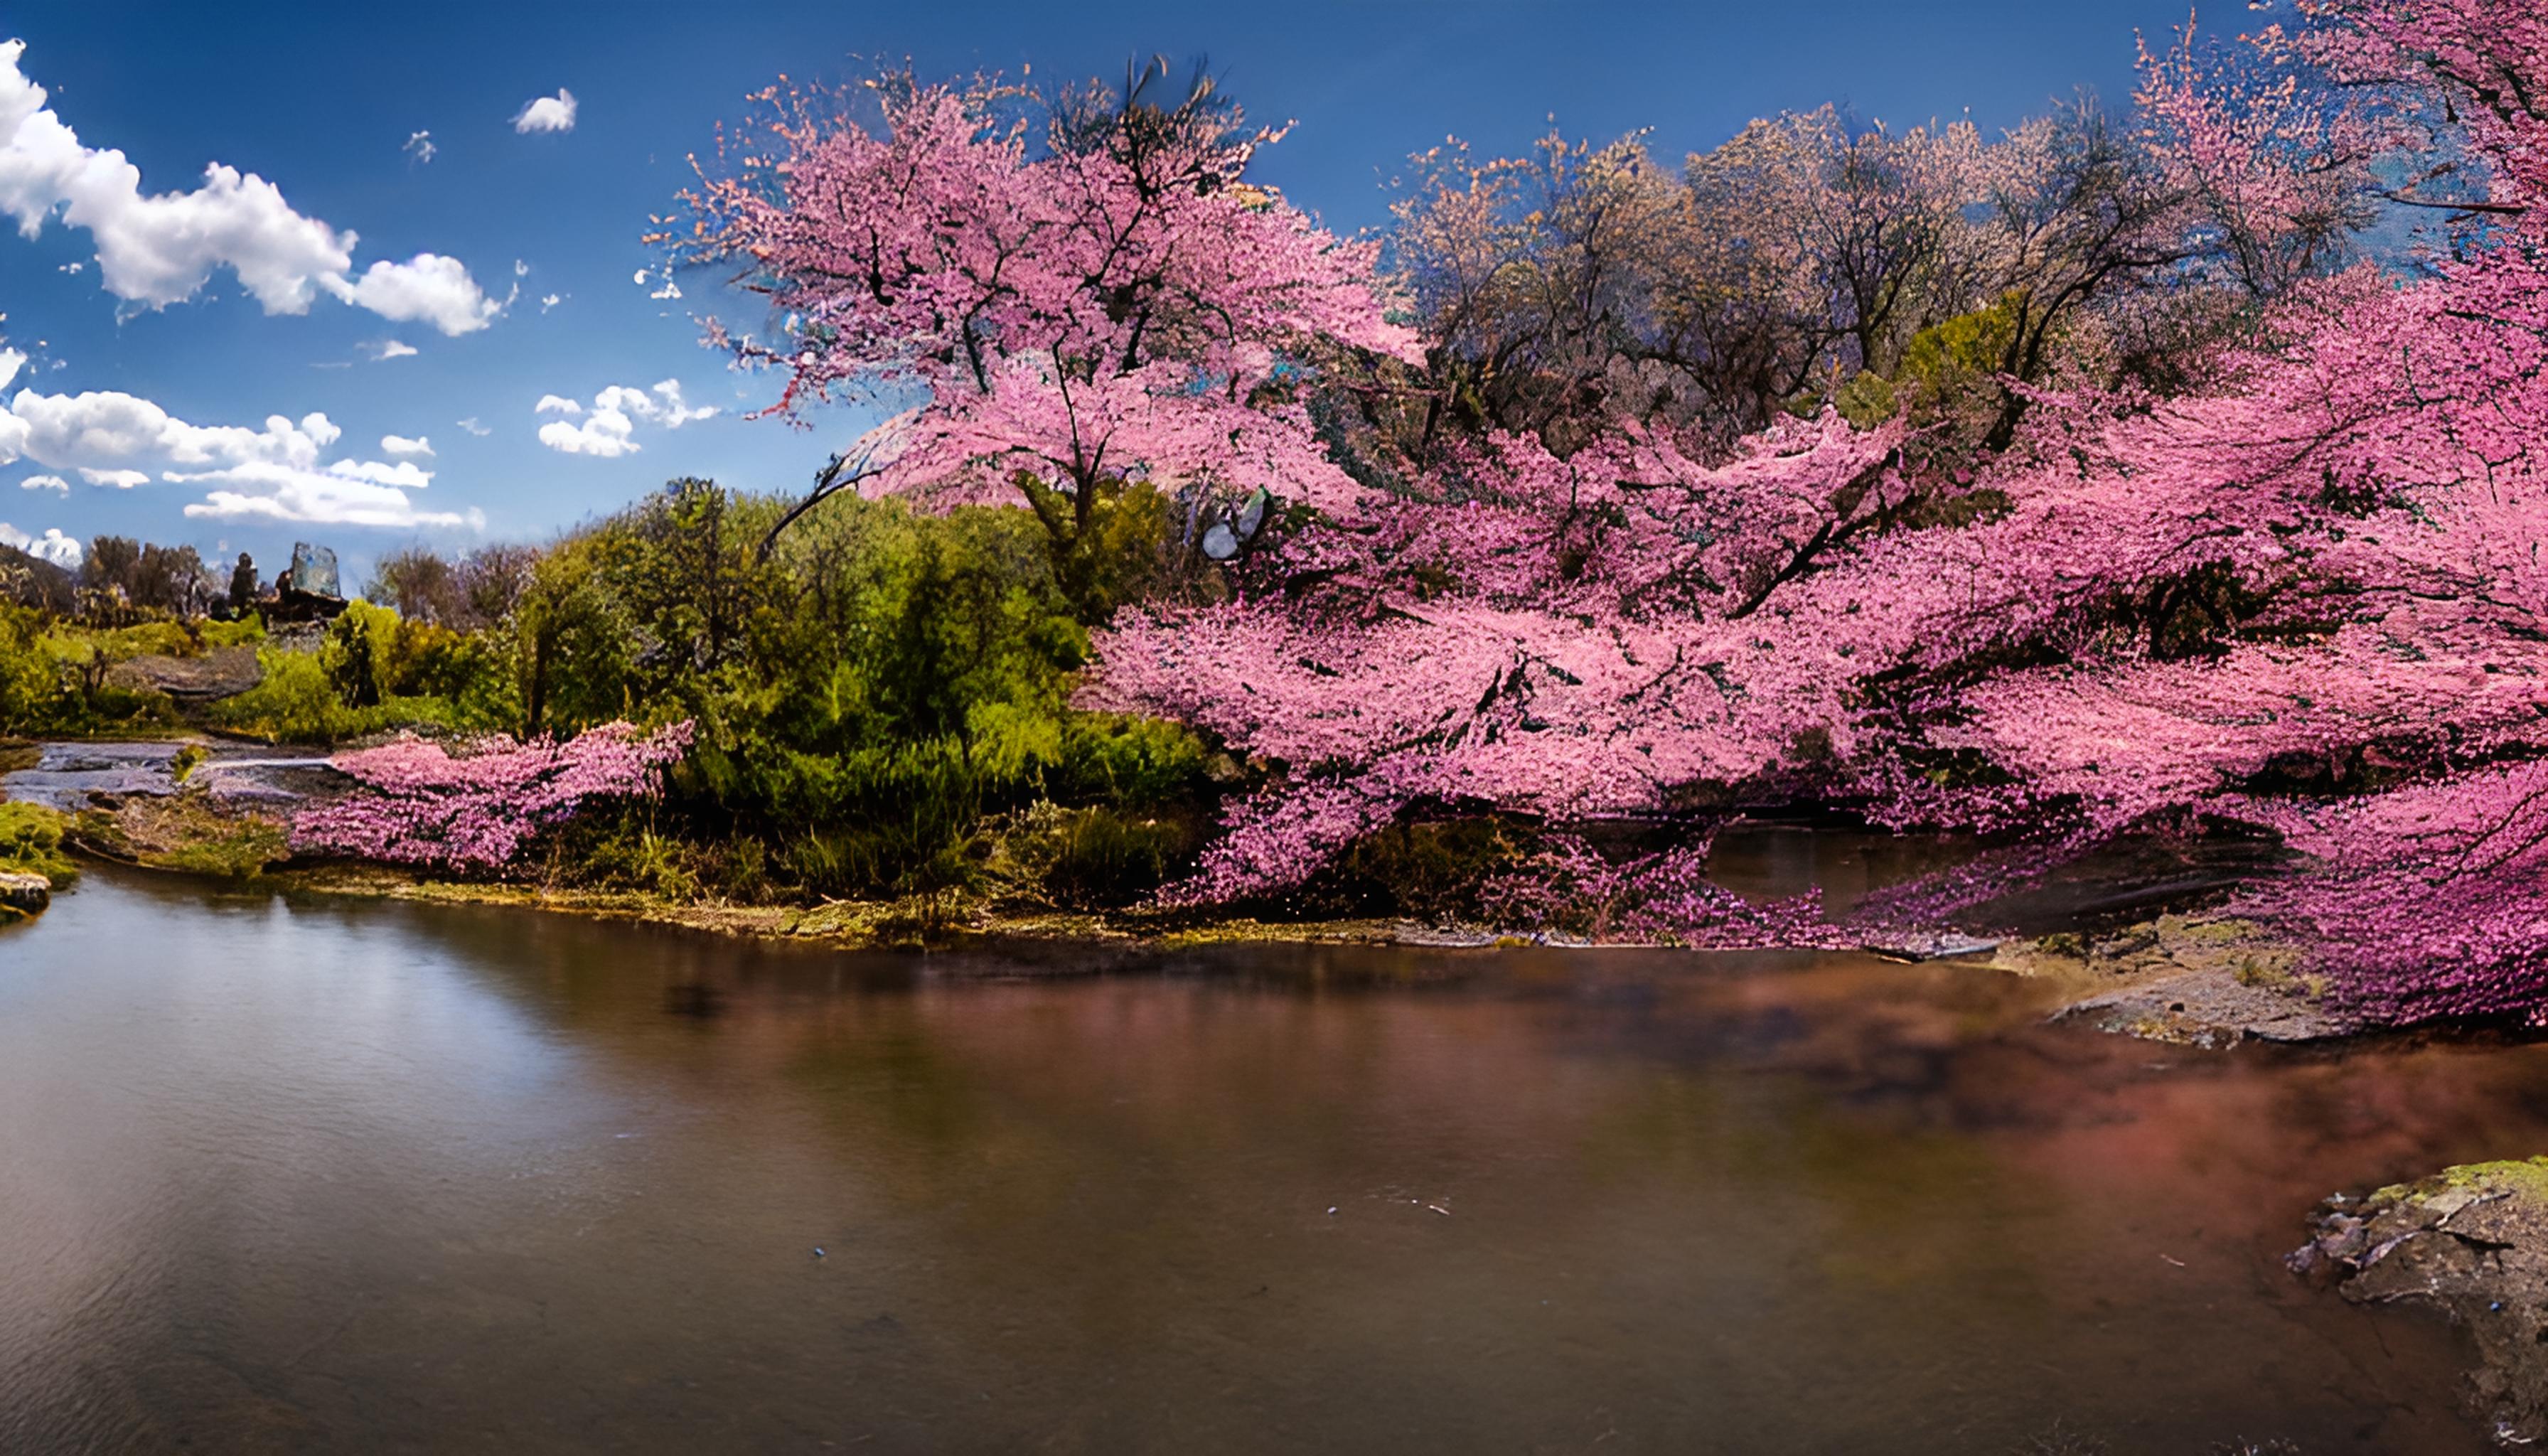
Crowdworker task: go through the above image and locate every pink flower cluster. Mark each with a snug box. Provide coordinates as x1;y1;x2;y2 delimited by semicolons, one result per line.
2234;762;2548;1023
291;722;694;869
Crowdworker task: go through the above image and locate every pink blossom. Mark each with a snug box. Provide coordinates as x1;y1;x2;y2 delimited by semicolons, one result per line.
291;722;693;869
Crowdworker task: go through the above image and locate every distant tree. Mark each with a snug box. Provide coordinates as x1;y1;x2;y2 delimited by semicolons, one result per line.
227;552;259;616
82;535;139;600
369;547;457;624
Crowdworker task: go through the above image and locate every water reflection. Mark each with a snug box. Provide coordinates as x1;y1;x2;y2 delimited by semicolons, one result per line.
0;868;2514;1452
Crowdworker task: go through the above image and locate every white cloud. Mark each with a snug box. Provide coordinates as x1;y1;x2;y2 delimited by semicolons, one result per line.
18;471;65;491
537;409;635;456
513;89;577;134
404;130;435;165
0;521;79;567
0;385;473;528
369;338;419;361
381;434;433;456
455;417;491;437
533;380;716;458
178;460;477;528
539;292;562;312
0;41;498;333
338;255;501;336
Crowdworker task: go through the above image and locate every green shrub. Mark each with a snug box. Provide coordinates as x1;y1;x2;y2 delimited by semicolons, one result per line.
995;802;1194;909
210;647;459;745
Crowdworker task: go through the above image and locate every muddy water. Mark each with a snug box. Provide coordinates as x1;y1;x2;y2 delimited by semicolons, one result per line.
0;862;2525;1452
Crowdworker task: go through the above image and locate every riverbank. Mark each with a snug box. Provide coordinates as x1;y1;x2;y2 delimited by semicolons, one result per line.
3;761;2352;1046
0;731;2355;1039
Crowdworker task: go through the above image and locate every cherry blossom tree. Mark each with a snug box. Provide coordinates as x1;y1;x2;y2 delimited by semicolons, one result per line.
674;60;1416;599
1095;0;2548;1013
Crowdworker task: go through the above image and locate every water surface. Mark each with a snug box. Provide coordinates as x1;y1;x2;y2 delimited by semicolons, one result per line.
0;865;2525;1452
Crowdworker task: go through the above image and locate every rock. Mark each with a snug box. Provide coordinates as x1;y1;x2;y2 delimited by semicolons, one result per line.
104;644;264;702
1869;931;2001;962
0;740;184;811
2002;914;2351;1045
288;541;341;599
0;869;48;918
2293;1159;2548;1442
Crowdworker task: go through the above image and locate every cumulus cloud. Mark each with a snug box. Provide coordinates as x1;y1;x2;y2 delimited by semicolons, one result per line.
0;41;499;333
0;381;476;528
0;520;80;567
381;434;433;456
404;130;435;164
513;89;577;134
18;472;64;491
368;339;419;361
534;380;716;458
455;417;491;437
340;255;501;335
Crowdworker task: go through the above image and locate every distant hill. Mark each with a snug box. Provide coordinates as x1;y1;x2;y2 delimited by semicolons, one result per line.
0;542;75;611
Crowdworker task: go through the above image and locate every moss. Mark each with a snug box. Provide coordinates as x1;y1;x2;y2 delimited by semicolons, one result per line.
146;818;290;879
2232;952;2301;990
2163;914;2260;945
2365;1157;2548;1214
76;794;288;879
0;800;77;886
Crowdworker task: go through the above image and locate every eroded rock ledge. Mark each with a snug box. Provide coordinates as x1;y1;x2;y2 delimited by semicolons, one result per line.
1991;914;2348;1046
0;869;46;921
2291;1159;2548;1445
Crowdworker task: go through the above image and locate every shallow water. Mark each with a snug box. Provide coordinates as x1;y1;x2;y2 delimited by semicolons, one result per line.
0;864;2527;1452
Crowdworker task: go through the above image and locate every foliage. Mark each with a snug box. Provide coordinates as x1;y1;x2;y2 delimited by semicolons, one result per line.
234;481;1214;904
209;647;459;745
0;604;179;734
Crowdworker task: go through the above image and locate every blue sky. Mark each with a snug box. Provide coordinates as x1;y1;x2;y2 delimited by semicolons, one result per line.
0;0;2206;586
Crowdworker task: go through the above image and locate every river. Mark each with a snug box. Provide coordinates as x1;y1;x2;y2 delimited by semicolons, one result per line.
0;856;2526;1452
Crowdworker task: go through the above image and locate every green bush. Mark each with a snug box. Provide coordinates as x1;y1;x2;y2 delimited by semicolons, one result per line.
0;605;176;735
23;476;1221;912
210;647;459;745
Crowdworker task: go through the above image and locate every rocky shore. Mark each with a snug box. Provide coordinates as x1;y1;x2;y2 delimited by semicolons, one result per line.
2291;1160;2548;1445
